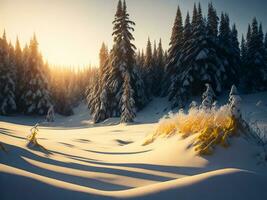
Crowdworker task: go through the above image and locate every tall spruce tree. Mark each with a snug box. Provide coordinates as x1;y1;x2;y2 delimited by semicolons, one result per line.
21;34;51;115
191;3;198;30
8;41;16;83
241;24;252;85
0;31;16;115
151;40;158;95
182;12;192;58
168;3;225;107
88;43;111;122
240;35;247;65
19;44;30;111
152;40;157;65
90;0;145;122
231;24;241;77
207;2;218;39
136;48;145;77
243;18;267;91
110;0;145;118
144;37;153;98
218;13;239;89
14;37;24;107
155;39;164;96
161;6;183;96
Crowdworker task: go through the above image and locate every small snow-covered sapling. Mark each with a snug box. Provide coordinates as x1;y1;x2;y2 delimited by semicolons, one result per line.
229;85;242;120
201;83;216;109
46;105;55;122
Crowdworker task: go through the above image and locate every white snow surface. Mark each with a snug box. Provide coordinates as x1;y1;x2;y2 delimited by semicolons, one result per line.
1;93;267;200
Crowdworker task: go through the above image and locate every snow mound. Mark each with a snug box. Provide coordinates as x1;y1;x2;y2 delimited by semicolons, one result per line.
1;93;267;200
1;166;266;200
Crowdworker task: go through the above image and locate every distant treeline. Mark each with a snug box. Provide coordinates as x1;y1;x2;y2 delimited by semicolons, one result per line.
1;0;267;122
0;33;97;116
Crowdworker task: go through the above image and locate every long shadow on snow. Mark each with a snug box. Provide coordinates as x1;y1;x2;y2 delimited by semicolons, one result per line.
0;128;25;140
0;172;110;200
50;149;204;176
0;143;199;191
0;143;132;191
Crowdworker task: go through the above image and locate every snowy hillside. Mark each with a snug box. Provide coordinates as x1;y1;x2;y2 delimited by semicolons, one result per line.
1;92;267;200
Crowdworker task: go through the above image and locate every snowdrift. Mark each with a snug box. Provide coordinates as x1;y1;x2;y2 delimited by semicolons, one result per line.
1;93;267;200
1;166;267;200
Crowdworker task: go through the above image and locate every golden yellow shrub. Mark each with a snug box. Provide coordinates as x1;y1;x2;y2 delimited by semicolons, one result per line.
143;105;240;155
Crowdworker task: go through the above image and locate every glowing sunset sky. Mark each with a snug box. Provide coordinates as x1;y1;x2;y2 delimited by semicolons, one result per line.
1;0;266;67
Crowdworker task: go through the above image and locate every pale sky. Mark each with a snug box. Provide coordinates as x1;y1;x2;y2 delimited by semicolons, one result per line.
1;0;267;67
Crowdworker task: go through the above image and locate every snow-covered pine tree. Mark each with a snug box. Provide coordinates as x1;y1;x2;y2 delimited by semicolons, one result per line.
182;11;192;59
90;0;145;122
14;37;24;108
92;58;111;122
247;24;252;47
120;0;147;110
136;49;145;80
8;41;17;86
131;61;147;110
231;24;241;76
21;34;51;115
240;25;251;87
207;2;218;39
17;44;29;112
157;39;164;68
154;39;164;96
229;85;242;119
87;43;109;122
0;31;17;115
201;83;216;109
150;40;160;96
46;105;55;122
143;37;153;99
152;40;158;66
161;5;183;96
168;3;225;108
120;72;136;123
243;18;267;91
134;48;147;107
240;35;247;66
104;0;126;117
218;13;239;89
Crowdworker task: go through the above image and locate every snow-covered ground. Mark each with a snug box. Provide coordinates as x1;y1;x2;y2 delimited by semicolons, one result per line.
1;93;267;200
